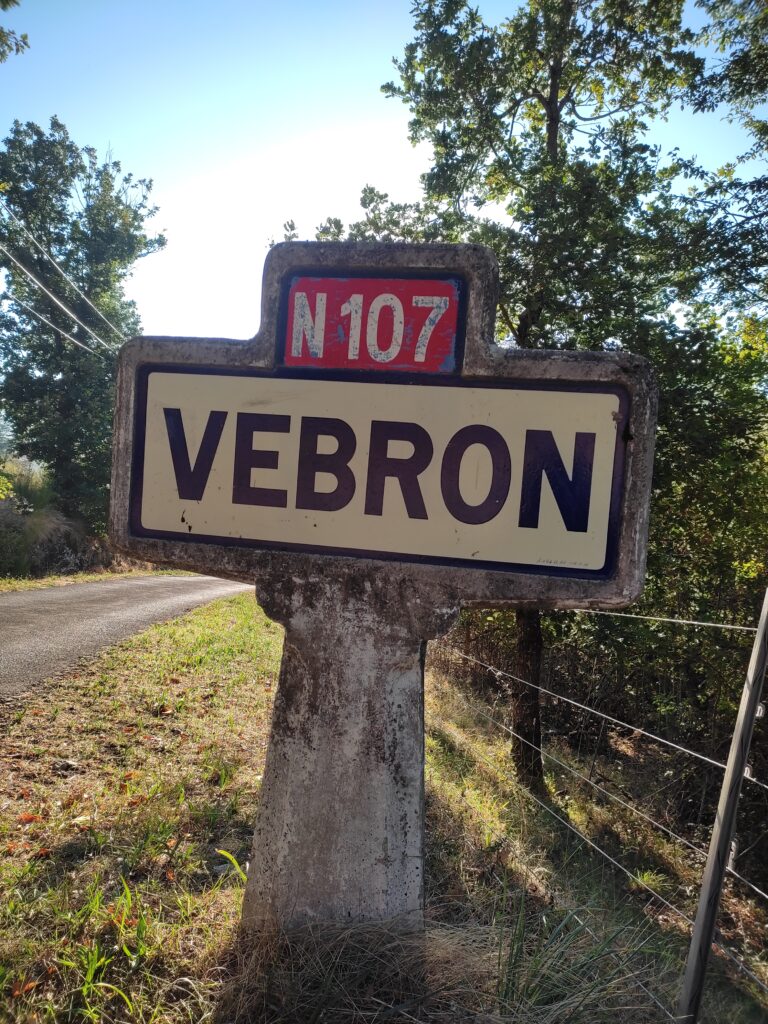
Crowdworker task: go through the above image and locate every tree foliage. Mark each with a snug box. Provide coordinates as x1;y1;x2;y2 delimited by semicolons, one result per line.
696;0;768;150
0;117;165;532
355;0;768;610
0;0;28;65
303;0;768;791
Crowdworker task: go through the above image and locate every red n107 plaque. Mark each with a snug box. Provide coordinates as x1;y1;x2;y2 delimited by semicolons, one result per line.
282;275;462;373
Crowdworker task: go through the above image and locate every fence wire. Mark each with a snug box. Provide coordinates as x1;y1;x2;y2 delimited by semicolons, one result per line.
425;764;679;1022
442;646;768;795
430;626;768;1010
572;609;757;633
428;706;768;1004
438;668;768;906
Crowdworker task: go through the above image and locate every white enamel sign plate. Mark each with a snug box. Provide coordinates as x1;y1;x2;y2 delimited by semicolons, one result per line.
130;366;628;579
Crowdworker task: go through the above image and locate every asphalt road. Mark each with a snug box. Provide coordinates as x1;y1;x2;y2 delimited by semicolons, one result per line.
0;575;251;700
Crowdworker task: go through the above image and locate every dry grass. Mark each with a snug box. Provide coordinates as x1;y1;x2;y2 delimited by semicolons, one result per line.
0;567;197;593
216;912;655;1024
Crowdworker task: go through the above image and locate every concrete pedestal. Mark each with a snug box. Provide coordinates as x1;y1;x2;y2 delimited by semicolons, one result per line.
241;574;457;931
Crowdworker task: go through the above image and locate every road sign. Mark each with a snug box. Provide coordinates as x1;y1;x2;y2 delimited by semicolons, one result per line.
110;242;657;932
282;273;463;372
112;242;656;608
135;370;625;578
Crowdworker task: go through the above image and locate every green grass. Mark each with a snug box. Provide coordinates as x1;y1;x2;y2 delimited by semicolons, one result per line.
423;669;768;1024
0;595;765;1022
0;567;198;593
0;593;280;1021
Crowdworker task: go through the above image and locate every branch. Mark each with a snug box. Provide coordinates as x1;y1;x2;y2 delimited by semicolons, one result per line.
570;104;633;122
498;301;518;339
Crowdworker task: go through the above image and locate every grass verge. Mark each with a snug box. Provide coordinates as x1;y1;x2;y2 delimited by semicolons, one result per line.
0;594;765;1022
0;568;198;594
0;593;280;1021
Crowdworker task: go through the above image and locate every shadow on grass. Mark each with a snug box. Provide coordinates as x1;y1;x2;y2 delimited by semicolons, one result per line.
206;788;690;1024
422;725;768;1024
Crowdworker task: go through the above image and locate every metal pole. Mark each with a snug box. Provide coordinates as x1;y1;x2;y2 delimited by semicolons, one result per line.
677;588;768;1023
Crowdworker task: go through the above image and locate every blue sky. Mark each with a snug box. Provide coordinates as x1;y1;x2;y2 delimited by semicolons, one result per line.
0;0;759;341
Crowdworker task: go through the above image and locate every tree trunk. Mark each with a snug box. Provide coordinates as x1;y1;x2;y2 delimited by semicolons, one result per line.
508;608;545;791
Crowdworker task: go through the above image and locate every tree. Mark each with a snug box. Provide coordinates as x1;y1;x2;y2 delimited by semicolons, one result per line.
0;0;28;65
306;0;768;789
0;117;165;532
696;0;768;152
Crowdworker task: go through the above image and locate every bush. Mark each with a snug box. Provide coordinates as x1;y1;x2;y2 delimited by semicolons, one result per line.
0;460;114;578
0;502;28;576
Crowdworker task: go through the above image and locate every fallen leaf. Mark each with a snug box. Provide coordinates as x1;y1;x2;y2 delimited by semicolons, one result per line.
166;837;178;849
5;841;32;855
18;812;42;824
165;868;176;881
32;847;52;859
11;978;38;997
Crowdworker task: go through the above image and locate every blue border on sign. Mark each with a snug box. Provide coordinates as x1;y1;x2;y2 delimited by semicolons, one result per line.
128;363;630;581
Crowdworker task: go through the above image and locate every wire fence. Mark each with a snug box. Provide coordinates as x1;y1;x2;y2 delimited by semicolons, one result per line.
426;762;681;1021
442;646;768;794
428;604;768;1020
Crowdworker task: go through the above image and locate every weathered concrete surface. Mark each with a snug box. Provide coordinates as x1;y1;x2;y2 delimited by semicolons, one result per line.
241;571;457;930
0;575;249;700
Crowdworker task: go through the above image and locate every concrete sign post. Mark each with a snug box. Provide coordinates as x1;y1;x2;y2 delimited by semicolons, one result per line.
110;241;657;931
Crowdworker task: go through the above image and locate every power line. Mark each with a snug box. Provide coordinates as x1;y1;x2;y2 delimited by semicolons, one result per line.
8;294;104;359
572;609;757;634
0;197;125;345
441;646;768;794
0;242;114;353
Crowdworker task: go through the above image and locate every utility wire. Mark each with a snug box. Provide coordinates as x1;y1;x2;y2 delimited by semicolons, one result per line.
0;243;114;352
8;294;104;359
0;198;125;345
572;609;757;634
441;647;768;795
